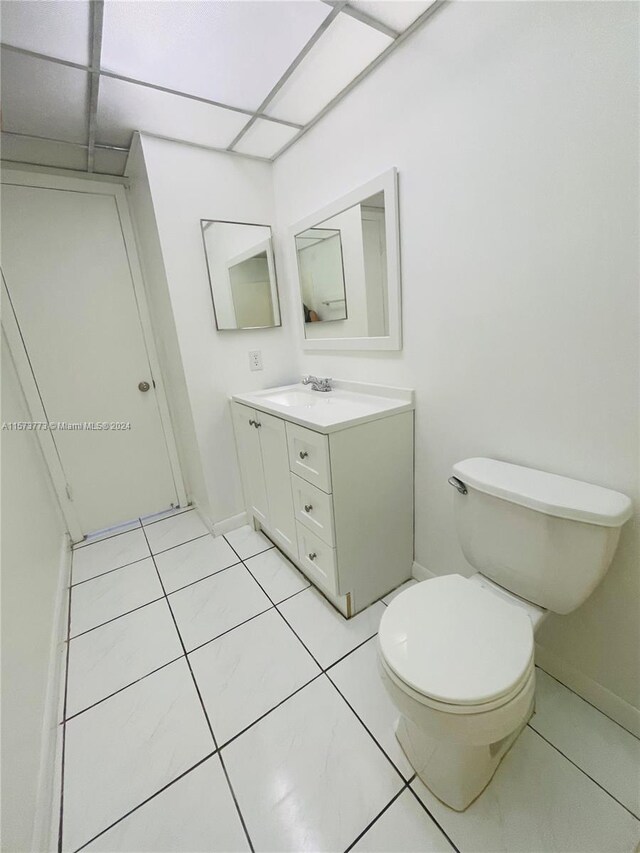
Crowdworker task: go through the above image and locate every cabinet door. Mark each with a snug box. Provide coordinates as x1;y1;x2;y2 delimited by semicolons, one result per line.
257;412;297;553
231;403;268;526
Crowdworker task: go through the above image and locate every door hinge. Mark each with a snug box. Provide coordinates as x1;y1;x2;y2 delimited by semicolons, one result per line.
65;483;73;501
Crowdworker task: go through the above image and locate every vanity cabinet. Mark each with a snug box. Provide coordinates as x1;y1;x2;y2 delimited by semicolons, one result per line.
231;397;414;617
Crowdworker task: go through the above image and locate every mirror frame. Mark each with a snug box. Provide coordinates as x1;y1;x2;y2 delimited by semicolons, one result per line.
289;167;401;351
200;219;282;331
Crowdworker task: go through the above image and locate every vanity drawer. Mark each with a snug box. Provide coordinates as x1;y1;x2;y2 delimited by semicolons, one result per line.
286;423;332;493
296;522;338;596
291;473;335;546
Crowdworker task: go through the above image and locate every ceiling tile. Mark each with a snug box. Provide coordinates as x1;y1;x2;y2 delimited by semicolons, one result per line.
1;133;87;172
101;0;332;112
93;148;128;176
350;1;436;32
0;0;91;65
264;14;392;126
233;119;299;159
0;51;89;144
96;75;249;149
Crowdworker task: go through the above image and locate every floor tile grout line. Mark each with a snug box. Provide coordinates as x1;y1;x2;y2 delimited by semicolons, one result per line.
67;595;166;641
62;654;184;724
140;523;256;853
149;530;212;558
342;783;408;853
165;558;244;597
218;673;325;752
186;605;276;656
70;553;151;587
324;632;379;673
72;750;218;853
534;663;640;743
326;672;410;786
405;783;461;852
526;723;640;820
58;570;73;853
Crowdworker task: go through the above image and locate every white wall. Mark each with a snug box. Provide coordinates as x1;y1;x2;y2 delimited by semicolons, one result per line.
1;334;68;852
126;141;210;516
273;2;639;726
131;135;297;528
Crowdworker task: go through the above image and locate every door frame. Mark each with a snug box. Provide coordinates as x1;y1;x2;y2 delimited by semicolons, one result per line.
1;167;188;541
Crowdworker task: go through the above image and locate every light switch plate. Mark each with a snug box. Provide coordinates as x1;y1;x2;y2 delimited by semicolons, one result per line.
249;350;263;371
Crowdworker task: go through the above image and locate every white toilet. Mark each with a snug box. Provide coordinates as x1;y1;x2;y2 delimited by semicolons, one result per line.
378;457;632;812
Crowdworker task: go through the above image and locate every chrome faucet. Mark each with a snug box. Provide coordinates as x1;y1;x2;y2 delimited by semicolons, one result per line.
302;375;332;392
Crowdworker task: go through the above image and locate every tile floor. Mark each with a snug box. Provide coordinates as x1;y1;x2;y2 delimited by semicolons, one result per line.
60;509;640;852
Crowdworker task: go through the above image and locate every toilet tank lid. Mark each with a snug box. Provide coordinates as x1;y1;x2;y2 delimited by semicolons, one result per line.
452;458;633;527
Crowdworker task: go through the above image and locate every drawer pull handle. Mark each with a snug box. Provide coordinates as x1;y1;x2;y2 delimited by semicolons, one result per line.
255;421;262;428
304;504;313;513
249;419;255;426
299;450;309;459
308;552;317;561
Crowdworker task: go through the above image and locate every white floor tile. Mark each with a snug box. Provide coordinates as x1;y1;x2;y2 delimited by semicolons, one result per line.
84;755;249;852
72;528;150;584
155;534;239;594
278;586;386;668
190;609;320;744
223;677;403;852
531;668;640;818
411;726;640;852
383;578;418;605
70;558;163;637
144;510;210;554
224;525;274;559
351;789;454;852
66;600;183;718
169;564;272;652
75;519;141;549
140;506;193;526
329;637;413;778
245;547;310;603
62;659;213;852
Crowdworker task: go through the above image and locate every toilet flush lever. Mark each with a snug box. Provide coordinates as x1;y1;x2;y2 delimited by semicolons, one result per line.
448;476;468;495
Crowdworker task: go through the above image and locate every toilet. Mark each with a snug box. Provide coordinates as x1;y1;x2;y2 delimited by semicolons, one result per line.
378;457;633;812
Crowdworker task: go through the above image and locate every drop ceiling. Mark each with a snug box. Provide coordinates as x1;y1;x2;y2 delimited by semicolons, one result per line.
0;0;442;176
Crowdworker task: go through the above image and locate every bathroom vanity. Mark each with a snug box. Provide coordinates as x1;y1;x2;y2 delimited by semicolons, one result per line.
231;380;414;616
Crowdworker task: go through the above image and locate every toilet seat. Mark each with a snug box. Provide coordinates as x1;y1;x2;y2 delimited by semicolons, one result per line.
378;574;534;708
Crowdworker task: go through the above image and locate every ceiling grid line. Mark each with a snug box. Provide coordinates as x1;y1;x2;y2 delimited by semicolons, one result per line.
321;1;400;39
226;0;348;152
0;1;446;171
86;0;104;172
271;0;448;161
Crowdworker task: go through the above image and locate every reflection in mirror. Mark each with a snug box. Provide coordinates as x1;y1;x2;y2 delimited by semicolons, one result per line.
201;220;281;330
294;192;388;340
295;228;347;323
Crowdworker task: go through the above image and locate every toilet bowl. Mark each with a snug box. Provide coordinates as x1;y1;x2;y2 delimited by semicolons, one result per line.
378;573;540;810
378;457;632;811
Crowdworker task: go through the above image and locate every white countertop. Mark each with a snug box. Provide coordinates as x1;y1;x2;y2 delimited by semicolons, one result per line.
231;379;415;434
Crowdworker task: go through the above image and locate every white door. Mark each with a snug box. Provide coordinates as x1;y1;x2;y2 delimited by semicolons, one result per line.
1;183;180;533
258;412;296;553
231;403;268;526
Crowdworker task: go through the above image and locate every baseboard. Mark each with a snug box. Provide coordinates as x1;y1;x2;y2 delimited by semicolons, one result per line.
535;642;640;738
31;533;72;853
213;511;248;537
412;560;437;581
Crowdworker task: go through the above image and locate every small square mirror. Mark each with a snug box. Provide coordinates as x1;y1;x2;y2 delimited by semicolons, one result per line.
201;220;281;330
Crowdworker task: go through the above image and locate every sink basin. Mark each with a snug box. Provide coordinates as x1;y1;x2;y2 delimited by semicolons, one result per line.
261;390;333;408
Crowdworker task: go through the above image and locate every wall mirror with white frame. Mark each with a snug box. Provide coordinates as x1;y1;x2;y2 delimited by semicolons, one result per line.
290;168;401;351
201;220;282;330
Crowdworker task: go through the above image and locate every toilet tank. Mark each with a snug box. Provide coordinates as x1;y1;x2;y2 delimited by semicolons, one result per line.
450;458;633;614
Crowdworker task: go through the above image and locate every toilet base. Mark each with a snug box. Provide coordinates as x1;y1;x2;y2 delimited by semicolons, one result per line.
396;699;534;812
